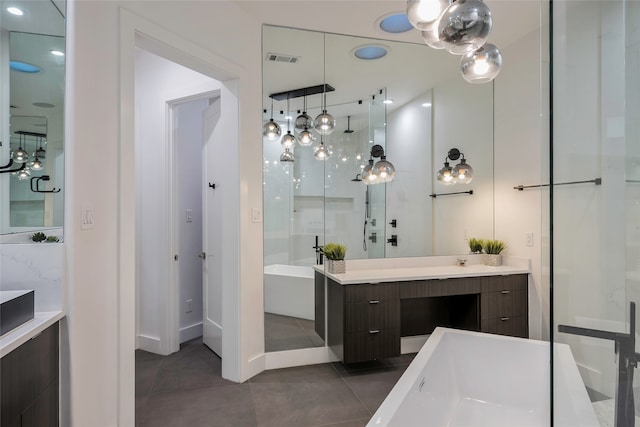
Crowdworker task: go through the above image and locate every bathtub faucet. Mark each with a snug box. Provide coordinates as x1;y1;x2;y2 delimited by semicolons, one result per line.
312;235;323;265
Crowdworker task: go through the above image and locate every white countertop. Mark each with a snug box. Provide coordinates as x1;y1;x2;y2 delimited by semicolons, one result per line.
313;255;530;285
0;311;65;358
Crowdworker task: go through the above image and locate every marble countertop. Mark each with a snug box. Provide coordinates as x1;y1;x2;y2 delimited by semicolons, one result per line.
0;311;65;358
313;256;530;285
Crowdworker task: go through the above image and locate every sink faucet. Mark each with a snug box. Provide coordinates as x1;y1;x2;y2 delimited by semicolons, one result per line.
312;235;324;265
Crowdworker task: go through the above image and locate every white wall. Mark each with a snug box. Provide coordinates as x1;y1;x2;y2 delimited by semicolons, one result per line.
65;2;264;425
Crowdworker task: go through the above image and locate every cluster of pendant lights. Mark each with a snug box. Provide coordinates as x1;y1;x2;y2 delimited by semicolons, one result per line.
263;94;336;163
407;0;502;84
10;133;47;180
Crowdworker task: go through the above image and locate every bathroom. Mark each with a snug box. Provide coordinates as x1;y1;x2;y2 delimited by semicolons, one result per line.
0;0;639;425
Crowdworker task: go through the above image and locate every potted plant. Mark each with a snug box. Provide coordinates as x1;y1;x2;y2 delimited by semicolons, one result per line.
468;237;484;254
322;243;347;274
31;232;46;243
482;239;507;266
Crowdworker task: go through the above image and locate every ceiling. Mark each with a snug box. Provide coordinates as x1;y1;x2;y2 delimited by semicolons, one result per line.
239;0;544;130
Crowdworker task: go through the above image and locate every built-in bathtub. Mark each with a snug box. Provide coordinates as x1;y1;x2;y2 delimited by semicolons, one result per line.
264;264;314;320
369;327;599;427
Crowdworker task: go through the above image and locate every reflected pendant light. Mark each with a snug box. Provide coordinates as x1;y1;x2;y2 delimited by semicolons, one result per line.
362;159;378;185
30;157;44;171
263;97;281;140
460;43;502;84
407;0;451;31
35;136;46;158
438;0;492;55
294;95;313;132
13;134;29;163
280;99;296;161
453;158;474;183
16;166;30;180
314;33;336;136
313;136;330;161
436;161;455;185
421;23;446;49
280;148;295;162
297;127;314;146
373;155;396;183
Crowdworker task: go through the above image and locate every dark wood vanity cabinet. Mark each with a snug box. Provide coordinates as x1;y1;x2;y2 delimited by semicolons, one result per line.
1;322;59;427
328;279;401;363
326;274;528;364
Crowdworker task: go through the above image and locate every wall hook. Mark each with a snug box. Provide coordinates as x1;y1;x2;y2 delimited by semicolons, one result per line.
30;175;61;193
208;182;216;189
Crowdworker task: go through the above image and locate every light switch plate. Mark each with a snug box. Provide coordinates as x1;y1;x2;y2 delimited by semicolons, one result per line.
251;208;262;223
81;204;94;230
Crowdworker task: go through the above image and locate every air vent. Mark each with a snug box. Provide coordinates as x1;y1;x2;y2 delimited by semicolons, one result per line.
266;52;300;64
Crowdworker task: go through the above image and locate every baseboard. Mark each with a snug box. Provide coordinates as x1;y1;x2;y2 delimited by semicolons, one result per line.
180;322;203;344
265;346;340;370
137;334;161;354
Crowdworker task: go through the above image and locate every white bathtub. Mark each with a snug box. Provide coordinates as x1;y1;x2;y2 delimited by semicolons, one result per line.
264;264;315;320
369;328;599;427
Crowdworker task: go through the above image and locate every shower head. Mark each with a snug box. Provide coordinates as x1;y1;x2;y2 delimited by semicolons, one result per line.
344;116;354;134
351;173;362;182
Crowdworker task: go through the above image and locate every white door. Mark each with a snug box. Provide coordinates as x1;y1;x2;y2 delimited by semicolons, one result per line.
202;97;223;356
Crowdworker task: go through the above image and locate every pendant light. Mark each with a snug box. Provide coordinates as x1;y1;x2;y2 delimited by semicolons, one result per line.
460;43;502;84
13;134;29;163
438;0;492;55
280;99;296;162
314;34;336;136
407;0;451;30
30;135;44;170
373;155;396;183
362;159;378;185
313;135;330;160
294;95;313;132
263;97;281;141
16;166;30;180
35;135;46;159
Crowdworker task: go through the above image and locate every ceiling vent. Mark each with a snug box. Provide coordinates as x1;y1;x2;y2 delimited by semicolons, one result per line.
266;52;300;64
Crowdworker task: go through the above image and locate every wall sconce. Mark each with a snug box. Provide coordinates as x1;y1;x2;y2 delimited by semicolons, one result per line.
363;144;395;185
436;148;473;185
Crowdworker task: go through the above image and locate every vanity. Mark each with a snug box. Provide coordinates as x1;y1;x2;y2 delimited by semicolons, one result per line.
314;256;530;364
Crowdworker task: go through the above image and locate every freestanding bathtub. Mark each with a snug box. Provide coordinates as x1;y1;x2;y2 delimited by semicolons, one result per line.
368;328;599;427
264;264;315;320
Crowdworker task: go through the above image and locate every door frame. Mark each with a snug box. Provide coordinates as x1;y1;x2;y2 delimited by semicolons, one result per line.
167;90;221;353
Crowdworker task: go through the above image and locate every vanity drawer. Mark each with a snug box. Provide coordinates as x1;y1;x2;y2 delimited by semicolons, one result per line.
480;274;527;293
344;282;398;303
343;328;401;364
345;300;400;333
481;316;528;338
480;290;527;320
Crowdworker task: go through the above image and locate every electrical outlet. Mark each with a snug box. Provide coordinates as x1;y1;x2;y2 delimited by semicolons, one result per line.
186;209;193;223
526;232;534;247
185;299;193;313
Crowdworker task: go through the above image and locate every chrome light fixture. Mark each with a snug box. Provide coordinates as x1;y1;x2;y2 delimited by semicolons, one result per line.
407;0;451;30
30;157;44;171
294;95;313;132
313;136;330;161
460;43;502;83
280;100;296;162
297;127;314;146
438;0;492;55
280;148;295;163
12;134;29;163
363;144;395;185
16;166;31;180
437;148;473;185
263;97;281;141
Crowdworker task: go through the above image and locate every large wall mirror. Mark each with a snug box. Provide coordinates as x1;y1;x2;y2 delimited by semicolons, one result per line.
262;25;495;352
1;0;65;240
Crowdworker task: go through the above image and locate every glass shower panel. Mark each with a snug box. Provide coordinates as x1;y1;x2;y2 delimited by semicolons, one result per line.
366;90;387;259
552;0;639;425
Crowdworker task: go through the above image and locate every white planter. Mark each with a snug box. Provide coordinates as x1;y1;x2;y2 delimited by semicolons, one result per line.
327;260;346;274
484;254;502;266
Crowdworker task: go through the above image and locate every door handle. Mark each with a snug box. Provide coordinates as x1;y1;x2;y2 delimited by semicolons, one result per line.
198;252;206;260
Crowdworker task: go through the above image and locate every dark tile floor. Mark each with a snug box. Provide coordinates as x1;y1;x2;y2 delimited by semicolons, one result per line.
136;338;414;427
264;313;325;352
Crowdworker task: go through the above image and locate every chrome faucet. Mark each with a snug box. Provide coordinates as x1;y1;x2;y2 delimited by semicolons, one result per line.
312;235;323;265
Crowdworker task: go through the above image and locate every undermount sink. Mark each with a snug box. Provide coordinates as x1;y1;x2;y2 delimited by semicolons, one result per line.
0;290;35;336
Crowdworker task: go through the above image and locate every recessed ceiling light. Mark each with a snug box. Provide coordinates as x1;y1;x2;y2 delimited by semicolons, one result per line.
383;99;394;104
422;102;432;107
10;61;40;73
353;45;388;61
379;13;414;34
33;102;55;108
7;7;24;16
50;50;65;56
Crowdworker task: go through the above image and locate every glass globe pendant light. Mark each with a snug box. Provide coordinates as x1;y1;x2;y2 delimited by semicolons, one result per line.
362;159;378;185
294;95;313;132
13;134;29;163
280;148;295;163
30;157;44;171
262;97;281;141
438;0;492;55
16;166;30;180
313;93;336;136
436;161;455;185
297;127;314;146
313;136;330;161
460;43;502;84
407;0;451;31
421;23;446;49
280;100;296;162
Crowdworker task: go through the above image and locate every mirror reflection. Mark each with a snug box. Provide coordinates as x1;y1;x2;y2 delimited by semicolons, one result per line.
1;1;65;238
262;25;495;352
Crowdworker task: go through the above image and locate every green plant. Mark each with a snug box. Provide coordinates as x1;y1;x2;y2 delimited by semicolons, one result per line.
31;232;46;242
483;239;507;255
46;235;60;243
322;242;347;260
468;238;484;253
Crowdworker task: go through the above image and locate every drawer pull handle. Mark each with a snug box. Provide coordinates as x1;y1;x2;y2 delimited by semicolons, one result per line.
501;317;510;321
369;300;380;304
500;290;510;294
369;330;380;334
